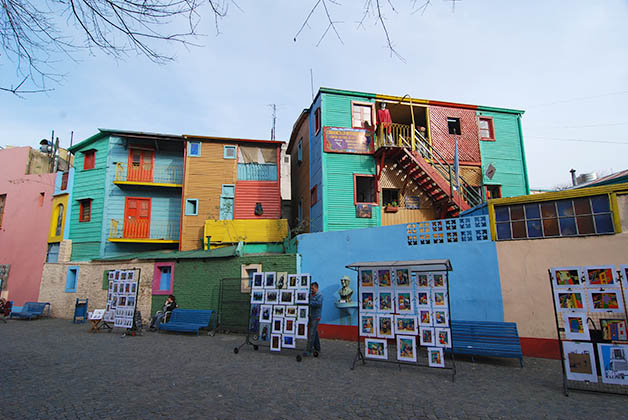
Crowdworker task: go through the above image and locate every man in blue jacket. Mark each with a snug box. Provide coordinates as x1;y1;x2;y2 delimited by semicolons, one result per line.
305;281;323;356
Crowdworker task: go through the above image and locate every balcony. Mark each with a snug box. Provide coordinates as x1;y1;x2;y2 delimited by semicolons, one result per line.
114;163;183;187
108;219;180;243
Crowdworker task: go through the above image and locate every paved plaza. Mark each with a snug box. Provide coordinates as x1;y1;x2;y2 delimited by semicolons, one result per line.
1;319;626;419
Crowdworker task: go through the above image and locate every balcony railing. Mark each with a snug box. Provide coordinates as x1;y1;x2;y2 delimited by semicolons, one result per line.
114;163;183;186
109;218;180;242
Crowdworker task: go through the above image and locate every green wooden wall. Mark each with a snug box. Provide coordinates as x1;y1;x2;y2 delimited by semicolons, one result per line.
321;92;380;231
70;136;110;261
477;111;530;198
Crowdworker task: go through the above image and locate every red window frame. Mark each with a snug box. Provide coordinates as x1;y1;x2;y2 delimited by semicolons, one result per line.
353;174;378;206
479;116;495;141
485;185;502;199
351;101;375;129
314;108;321;134
79;199;92;222
83;150;96;170
310;185;317;206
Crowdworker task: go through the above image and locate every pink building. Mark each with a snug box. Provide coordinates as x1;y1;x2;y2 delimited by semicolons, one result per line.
0;147;56;307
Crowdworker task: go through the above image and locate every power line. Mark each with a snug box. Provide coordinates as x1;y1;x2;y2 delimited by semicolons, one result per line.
526;136;628;145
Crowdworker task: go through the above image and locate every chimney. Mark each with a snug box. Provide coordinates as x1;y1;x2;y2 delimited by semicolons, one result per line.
569;169;577;186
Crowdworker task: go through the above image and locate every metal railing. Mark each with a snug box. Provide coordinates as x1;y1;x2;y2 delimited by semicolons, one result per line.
109;218;180;241
114;163;183;185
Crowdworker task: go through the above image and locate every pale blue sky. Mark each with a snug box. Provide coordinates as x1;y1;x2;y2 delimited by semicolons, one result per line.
1;1;627;189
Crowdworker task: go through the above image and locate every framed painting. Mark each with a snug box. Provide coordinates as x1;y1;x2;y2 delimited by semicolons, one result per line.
417;273;430;288
126;271;135;281
420;327;435;346
272;318;283;334
252;272;264;289
360;290;376;312
274;272;287;289
273;305;285;318
598;344;628;385
432;272;446;288
283;318;296;334
298;306;309;320
551;267;582;288
120;271;127;281
585;265;617;287
396;290;414;314
554;290;587;312
417;291;431;309
282;334;296;349
285;305;298;318
418;309;432;327
280;290;295;305
287;274;298;289
259;322;271;342
395;268;411;288
621;265;628;289
562;341;597;382
435;328;452;348
428;347;445;368
360;269;375;288
600;319;627;341
432;289;448;309
300;274;311;289
360;314;376;337
295;289;309;304
562;313;590;340
396;335;417;362
264;272;276;288
270;333;282;351
433;309;449;327
377;291;393;313
377;314;394;339
365;338;388;360
376;268;392;287
296;321;308;339
395;315;418;335
588;289;624;313
265;289;279;305
250;289;265;304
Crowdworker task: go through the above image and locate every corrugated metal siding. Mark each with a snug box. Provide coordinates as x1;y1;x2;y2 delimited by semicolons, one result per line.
234;181;281;219
237;163;277;181
428;105;481;164
322;92;374;128
477;111;528;198
289;114;310;231
309;95;324;232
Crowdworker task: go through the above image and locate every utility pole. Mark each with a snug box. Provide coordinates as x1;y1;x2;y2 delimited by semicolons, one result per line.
269;104;277;140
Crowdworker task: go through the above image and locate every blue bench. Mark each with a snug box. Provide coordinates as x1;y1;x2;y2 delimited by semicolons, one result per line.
158;309;215;336
9;302;51;320
451;320;524;367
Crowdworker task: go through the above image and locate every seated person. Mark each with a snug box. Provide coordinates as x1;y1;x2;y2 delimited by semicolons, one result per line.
0;298;11;317
149;295;177;331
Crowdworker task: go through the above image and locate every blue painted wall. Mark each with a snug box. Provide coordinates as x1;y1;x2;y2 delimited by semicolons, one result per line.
309;95;324;232
296;217;504;326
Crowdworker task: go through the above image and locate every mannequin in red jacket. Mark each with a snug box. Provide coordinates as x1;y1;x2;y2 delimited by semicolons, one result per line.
377;102;392;144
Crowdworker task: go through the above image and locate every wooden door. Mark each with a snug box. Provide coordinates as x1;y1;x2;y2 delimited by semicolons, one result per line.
123;197;151;238
127;149;154;182
220;185;235;220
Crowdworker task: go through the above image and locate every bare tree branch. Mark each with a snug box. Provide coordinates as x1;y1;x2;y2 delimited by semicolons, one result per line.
294;0;342;45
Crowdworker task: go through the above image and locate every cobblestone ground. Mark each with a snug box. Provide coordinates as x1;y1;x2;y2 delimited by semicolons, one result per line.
1;319;626;419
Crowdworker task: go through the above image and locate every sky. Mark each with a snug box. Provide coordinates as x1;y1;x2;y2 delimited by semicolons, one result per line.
1;0;627;190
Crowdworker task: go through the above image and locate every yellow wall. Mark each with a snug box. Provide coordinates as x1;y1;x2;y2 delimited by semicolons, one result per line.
48;194;68;243
204;219;289;249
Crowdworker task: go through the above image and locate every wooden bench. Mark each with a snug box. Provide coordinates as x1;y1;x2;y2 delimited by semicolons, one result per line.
158;309;215;336
9;302;51;320
450;320;524;367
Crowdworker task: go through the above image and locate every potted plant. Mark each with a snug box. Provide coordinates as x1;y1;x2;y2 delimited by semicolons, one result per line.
384;201;398;213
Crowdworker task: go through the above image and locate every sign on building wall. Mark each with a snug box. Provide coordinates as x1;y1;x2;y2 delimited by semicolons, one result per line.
323;127;374;155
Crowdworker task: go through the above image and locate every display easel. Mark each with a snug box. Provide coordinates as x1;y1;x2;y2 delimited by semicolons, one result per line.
549;265;628;396
347;259;456;382
106;267;143;337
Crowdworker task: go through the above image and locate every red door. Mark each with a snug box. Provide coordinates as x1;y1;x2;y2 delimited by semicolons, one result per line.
127;149;154;182
123;197;151;238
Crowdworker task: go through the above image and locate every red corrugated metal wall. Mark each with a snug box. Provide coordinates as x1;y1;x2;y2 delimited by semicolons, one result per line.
428;105;481;165
235;181;281;219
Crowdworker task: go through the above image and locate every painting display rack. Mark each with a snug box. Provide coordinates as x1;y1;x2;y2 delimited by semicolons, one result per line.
105;267;142;337
347;260;456;382
549;265;628;396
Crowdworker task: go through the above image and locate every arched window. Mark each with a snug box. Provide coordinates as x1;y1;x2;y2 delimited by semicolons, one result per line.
55;204;64;236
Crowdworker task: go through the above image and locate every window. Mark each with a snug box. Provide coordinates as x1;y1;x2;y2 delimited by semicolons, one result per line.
479;117;495;141
297;138;303;164
185;199;198;216
495;195;615;240
311;185;317;206
486;185;502;200
0;194;5;228
65;266;79;292
188;141;201;157
47;243;60;263
383;188;400;206
39;192;45;207
224;145;237;159
447;117;461;135
61;172;69;190
83;150;95;170
351;102;374;129
79;199;92;222
153;263;174;295
354;175;377;205
55;204;64;236
314;108;321;134
241;263;262;293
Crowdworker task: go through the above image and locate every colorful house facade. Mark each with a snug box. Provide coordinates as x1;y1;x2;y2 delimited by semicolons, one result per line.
46;168;74;263
287;88;530;233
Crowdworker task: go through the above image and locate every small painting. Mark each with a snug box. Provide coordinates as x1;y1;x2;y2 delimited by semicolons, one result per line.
598;344;628;385
360;314;376;337
585;266;617;287
417;291;431;308
295;289;309;304
395;269;411;287
360;269;374;288
280;290;295;305
260;305;272;322
108;271;116;281
272;318;283;334
600;319;627;341
621;265;628;290
265;289;279;305
252;272;264;289
435;328;451;348
120;271;127;281
126;271;135;281
377;314;394;339
428;347;445;368
287;274;298;289
395;315;418;335
588;290;623;313
264;272;276;288
251;290;265;304
270;334;282;352
277;272;289;289
563;341;597;382
378;291;393;312
433;310;449;327
396;335;417;362
377;269;392;287
282;334;296;349
273;305;285;318
300;274;311;289
432;289;448;308
360;291;375;312
420;327;435;346
396;291;414;314
114;270;121;280
554;290;587;312
283;318;296;334
285;305;298;318
432;273;446;288
417;274;430;288
356;204;372;218
419;309;432;327
365;338;388;360
130;283;137;294
551;267;582;288
298;306;308;320
259;322;271;342
562;313;589;340
296;321;308;339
